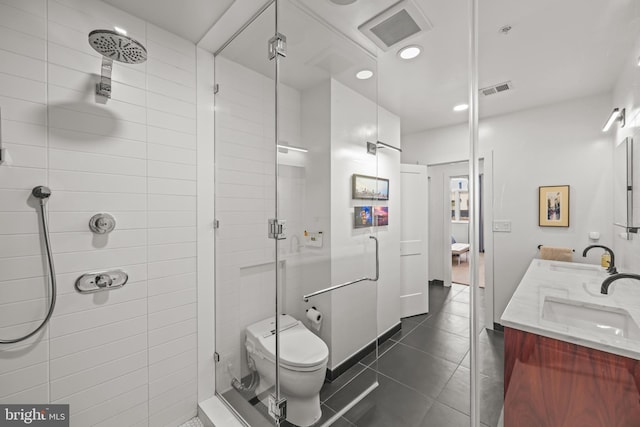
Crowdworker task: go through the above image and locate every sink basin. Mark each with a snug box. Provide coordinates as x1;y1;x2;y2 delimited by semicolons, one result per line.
547;262;603;274
542;297;640;340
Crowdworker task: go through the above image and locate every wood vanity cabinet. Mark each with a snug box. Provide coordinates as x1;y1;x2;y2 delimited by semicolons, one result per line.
504;327;640;427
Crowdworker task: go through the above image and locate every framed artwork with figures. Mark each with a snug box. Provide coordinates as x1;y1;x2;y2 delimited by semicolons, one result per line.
539;185;570;227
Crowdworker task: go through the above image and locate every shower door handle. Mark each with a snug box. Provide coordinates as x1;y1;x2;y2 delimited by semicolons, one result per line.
303;235;379;302
370;235;379;281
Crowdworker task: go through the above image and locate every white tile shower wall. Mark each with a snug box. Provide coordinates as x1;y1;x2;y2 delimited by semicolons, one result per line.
214;56;301;388
329;80;402;368
0;1;200;425
0;0;49;408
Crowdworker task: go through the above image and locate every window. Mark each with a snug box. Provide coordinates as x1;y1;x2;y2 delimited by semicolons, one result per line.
450;177;469;221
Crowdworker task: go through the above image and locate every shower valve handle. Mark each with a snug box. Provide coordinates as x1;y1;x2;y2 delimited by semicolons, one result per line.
95;274;113;288
89;213;116;234
75;270;128;293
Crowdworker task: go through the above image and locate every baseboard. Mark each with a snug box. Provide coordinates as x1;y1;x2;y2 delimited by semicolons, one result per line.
429;279;444;286
402;312;428;321
324;321;402;382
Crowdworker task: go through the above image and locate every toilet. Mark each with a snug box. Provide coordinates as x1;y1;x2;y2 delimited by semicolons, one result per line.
245;314;329;427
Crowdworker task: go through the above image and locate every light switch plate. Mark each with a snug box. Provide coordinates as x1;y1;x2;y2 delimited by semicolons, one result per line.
493;220;511;232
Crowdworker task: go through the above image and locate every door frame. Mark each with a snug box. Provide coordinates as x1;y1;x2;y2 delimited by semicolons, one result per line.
433;153;495;330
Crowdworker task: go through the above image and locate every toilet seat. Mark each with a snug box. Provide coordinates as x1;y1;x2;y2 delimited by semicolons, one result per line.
246;315;329;372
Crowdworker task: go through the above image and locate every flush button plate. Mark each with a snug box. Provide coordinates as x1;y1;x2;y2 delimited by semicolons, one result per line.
75;270;128;293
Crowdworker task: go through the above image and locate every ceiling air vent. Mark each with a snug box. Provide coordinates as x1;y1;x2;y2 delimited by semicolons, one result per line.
480;81;514;96
358;0;432;51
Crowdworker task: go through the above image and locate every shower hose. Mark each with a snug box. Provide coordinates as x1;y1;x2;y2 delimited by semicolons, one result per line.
0;187;57;344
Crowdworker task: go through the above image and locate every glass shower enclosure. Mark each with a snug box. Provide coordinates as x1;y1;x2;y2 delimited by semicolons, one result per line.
214;1;382;425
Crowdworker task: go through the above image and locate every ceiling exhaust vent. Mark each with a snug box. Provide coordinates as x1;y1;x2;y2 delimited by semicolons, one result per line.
480;81;514;96
358;0;432;51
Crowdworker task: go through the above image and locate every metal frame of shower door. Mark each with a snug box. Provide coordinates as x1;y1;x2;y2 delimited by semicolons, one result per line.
272;1;284;424
214;0;275;56
468;0;481;425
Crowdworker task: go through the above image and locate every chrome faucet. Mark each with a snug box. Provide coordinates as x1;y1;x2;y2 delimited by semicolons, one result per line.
600;273;640;294
582;245;617;274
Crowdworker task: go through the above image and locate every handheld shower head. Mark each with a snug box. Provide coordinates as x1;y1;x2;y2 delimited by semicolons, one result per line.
2;185;56;344
32;186;51;200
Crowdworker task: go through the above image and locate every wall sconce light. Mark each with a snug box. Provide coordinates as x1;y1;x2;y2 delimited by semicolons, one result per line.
367;141;402;155
277;143;308;153
603;108;625;132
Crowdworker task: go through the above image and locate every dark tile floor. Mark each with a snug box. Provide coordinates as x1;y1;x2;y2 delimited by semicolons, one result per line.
223;283;504;427
320;283;504;427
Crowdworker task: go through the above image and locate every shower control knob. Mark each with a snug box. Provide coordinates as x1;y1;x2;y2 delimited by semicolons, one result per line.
95;274;113;288
89;213;116;234
75;270;128;293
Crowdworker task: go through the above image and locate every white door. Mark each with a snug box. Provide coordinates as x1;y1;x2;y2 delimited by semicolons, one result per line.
400;164;429;317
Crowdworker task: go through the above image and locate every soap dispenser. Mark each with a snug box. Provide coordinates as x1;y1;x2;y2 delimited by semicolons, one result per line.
601;252;611;268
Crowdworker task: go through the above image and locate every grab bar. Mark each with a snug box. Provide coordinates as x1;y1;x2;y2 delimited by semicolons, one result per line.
303;236;379;302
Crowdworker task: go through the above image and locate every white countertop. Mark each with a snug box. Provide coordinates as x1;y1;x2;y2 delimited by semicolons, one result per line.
501;259;640;360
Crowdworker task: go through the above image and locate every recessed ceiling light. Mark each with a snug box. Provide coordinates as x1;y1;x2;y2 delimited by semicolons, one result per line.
398;45;421;60
453;104;469;112
328;0;357;4
356;69;374;80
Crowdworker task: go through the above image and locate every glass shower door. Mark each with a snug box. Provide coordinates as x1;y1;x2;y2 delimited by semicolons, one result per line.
213;3;279;426
274;0;380;425
214;1;383;424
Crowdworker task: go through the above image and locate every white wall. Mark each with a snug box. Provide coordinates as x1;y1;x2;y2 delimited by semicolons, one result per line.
293;80;333;355
612;36;640;273
0;1;201;425
451;223;469;244
376;107;402;337
279;79;402;370
330;80;401;368
403;93;614;322
280;78;401;370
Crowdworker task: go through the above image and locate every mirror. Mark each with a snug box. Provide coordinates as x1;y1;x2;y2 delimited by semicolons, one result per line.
614;136;639;237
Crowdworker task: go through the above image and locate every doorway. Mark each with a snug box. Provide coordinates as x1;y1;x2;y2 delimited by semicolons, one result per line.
449;174;485;287
426;158;494;331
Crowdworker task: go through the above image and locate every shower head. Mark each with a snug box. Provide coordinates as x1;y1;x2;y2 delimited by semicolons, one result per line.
88;29;147;99
88;29;147;64
32;186;51;200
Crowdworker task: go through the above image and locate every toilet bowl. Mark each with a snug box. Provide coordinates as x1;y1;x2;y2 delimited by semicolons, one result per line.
245;314;329;427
